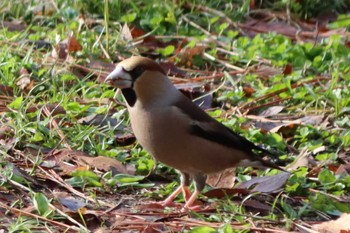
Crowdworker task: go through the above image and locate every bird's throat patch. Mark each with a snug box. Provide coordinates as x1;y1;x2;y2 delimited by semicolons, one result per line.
122;88;137;107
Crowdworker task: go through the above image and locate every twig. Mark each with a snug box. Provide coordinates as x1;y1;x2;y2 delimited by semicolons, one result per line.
181;15;228;47
96;34;111;60
48;203;88;231
203;52;245;71
0;202;79;231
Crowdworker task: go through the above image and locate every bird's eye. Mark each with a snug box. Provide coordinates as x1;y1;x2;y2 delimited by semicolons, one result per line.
131;66;145;77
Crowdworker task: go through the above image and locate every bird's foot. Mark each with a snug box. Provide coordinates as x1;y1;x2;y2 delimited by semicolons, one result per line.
157;200;183;208
181;201;216;213
181;204;203;213
139;200;182;210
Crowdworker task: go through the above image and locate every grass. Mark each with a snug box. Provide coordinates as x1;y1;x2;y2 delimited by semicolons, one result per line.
1;0;350;232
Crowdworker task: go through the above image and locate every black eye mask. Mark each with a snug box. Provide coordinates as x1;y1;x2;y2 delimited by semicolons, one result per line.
120;66;145;108
127;66;145;80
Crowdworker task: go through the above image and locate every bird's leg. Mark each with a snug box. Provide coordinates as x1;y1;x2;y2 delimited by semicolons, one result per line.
160;185;183;206
182;174;207;211
160;172;191;207
181;173;191;202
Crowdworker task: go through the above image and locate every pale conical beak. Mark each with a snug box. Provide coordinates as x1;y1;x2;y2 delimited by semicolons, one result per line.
105;65;133;89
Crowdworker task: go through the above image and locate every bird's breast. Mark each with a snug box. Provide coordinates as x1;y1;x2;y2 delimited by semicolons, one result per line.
128;105;248;174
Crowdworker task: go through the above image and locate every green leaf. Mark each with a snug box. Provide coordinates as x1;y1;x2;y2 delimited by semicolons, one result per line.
157;45;175;56
8;96;23;109
107;174;144;186
120;13;137;23
328;15;350;29
33;193;49;216
71;170;100;180
281;199;297;219
218;223;233;233
189;226;217;233
66;102;89;115
318;169;336;185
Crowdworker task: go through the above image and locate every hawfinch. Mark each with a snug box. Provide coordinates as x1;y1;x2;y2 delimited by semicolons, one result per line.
105;56;283;210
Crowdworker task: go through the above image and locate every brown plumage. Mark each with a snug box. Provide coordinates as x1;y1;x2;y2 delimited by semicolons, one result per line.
105;56;284;210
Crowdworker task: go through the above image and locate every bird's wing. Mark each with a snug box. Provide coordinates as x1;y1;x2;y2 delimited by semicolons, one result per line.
174;94;283;170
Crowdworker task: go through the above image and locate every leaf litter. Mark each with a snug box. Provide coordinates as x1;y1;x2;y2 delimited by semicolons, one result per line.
0;2;350;232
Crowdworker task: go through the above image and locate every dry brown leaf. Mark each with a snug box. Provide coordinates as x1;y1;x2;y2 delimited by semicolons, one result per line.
44;149;129;175
27;103;66;116
0;125;13;140
129;25;162;46
0;21;27;32
312;213;350;233
16;67;33;91
0;85;13;96
159;62;187;77
206;167;236;188
251;65;282;78
336;164;350;175
243;199;272;213
203;188;249;198
287;149;310;170
243;85;256;98
283;63;293;75
52;33;82;60
79;156;129;174
121;23;133;42
259;106;284;117
67;35;82;52
171;46;205;67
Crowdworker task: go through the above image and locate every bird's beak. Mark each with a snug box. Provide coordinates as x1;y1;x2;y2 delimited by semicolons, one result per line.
105;65;133;89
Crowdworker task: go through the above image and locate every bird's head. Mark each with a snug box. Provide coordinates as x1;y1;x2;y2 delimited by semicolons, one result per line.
105;56;179;107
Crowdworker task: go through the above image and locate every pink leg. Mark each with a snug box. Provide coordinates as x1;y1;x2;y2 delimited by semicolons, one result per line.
182;185;191;202
159;185;183;206
182;190;200;211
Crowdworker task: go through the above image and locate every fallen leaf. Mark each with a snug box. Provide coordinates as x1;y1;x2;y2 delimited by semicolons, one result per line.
287;149;311;170
16;67;32;91
237;172;290;193
0;125;13;140
159;62;187;77
44;149;129;175
0;85;14;96
336;164;350;175
204;188;249;199
283;63;293;75
259;106;284;117
312;213;350;232
27;103;66;116
115;133;136;146
58;197;86;212
52;33;82;60
243;199;272;213
0;21;27;32
67;34;82;52
80;156;129;174
129;25;163;46
206;167;236;188
121;23;133;42
243;85;256;97
251;65;282;78
171;46;205;67
78;114;121;128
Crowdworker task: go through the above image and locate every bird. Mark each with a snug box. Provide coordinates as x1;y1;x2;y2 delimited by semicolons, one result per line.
105;56;284;210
